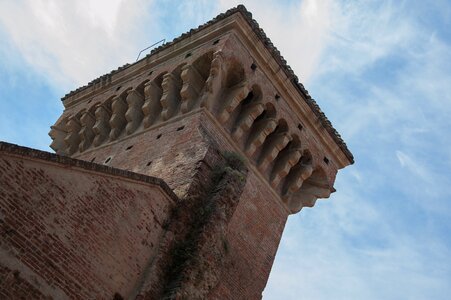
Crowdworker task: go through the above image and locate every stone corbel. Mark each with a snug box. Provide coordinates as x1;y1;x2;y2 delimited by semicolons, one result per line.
160;73;182;121
142;80;163;128
64;116;81;155
288;182;332;214
79;111;96;152
270;147;302;188
49;124;67;155
93;104;111;147
125;89;145;134
217;81;250;124
231;102;264;141
200;51;226;111
109;96;128;140
258;132;291;172
245;117;277;157
282;162;314;201
180;64;204;113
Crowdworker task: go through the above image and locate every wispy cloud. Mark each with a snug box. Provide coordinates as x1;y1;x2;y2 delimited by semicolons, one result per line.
0;0;158;88
265;0;451;299
1;1;450;299
218;0;335;83
396;150;431;182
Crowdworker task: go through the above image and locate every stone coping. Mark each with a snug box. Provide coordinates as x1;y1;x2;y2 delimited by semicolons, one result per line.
0;141;179;203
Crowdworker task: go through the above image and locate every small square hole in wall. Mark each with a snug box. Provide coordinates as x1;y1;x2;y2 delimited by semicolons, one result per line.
91;157;96;162
148;70;153;76
115;85;122;91
176;126;185;131
104;157;112;164
146;161;152;167
156;134;162;139
126;145;133;151
297;123;303;131
251;63;257;71
275;94;280;101
323;157;330;164
213;39;220;45
185;52;192;58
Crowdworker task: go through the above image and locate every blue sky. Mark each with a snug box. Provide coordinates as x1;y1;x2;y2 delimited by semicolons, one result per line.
1;1;450;299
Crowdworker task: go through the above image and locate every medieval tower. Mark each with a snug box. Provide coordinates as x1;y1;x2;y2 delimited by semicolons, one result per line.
0;5;353;299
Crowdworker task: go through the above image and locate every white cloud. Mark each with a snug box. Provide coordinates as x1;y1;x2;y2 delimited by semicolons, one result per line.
1;1;451;299
218;0;334;83
265;170;451;300
396;150;432;182
0;0;157;88
264;0;451;299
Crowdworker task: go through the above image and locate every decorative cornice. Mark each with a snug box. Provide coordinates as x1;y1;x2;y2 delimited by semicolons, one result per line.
61;5;353;165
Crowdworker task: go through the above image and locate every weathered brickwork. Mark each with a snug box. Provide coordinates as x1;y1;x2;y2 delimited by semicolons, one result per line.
70;108;292;299
0;5;353;300
75;112;211;199
0;265;48;299
0;143;177;299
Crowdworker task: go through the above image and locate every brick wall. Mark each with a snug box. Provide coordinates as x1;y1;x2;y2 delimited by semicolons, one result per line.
1;108;293;299
0;143;177;299
197;112;289;299
74;112;210;199
73;110;291;299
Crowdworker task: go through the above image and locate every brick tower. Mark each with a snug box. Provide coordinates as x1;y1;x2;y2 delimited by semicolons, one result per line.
0;5;353;300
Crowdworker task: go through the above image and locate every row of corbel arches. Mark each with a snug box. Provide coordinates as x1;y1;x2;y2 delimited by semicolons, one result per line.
49;51;216;156
49;50;332;213
215;83;332;213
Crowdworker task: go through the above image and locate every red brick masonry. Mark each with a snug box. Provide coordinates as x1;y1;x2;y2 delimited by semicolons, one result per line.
0;142;177;299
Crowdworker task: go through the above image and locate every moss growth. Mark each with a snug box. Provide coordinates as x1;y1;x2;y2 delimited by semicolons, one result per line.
223;151;246;171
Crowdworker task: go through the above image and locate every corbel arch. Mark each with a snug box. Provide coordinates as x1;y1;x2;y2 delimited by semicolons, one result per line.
288;166;332;214
244;102;277;157
143;72;165;128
